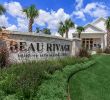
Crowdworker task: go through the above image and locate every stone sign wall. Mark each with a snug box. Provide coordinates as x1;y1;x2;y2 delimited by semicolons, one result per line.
0;32;81;62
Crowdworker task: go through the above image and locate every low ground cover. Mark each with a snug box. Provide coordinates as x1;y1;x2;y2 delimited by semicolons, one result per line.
69;55;110;100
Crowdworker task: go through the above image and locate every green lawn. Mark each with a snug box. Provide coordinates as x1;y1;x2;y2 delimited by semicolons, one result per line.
69;55;110;100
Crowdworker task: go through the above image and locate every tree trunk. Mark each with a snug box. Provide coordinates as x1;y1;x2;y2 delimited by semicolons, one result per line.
78;33;81;38
107;30;110;48
66;30;68;38
28;18;33;32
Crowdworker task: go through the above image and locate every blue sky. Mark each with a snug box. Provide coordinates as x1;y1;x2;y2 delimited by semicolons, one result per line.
0;0;110;33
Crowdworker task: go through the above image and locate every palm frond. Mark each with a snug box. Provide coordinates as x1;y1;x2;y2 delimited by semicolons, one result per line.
23;5;39;19
0;4;6;15
105;17;110;30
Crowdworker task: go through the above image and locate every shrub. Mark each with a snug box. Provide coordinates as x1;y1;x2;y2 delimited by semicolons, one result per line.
0;90;5;100
96;48;103;54
0;46;9;68
0;56;87;99
104;47;110;54
0;27;2;32
59;57;78;67
0;62;49;99
3;95;18;100
78;48;91;58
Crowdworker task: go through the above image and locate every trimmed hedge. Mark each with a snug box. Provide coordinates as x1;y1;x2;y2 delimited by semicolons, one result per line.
35;60;95;100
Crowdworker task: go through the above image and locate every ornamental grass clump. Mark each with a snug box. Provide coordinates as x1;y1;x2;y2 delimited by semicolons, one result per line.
78;48;91;58
96;48;103;54
104;47;110;54
0;46;9;68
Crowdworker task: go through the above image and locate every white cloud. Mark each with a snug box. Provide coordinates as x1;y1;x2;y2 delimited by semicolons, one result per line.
0;15;9;27
1;1;71;33
91;8;109;18
3;1;71;32
6;25;17;31
84;3;97;13
35;9;51;26
4;1;25;18
3;1;28;32
17;17;28;31
75;0;83;10
35;8;70;31
0;15;18;31
84;2;109;18
0;14;27;32
72;10;85;21
2;1;109;33
73;2;109;20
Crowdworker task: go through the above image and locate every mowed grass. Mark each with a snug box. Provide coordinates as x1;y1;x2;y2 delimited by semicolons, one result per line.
69;55;110;100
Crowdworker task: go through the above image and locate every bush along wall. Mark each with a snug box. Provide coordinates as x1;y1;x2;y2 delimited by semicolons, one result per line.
35;59;95;100
0;57;90;100
0;46;9;68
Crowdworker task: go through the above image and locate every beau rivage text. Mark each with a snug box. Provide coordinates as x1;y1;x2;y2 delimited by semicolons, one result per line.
9;41;70;53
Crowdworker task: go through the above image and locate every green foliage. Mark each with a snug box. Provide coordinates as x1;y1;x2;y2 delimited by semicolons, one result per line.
36;27;40;33
0;4;6;15
23;5;39;19
0;56;88;99
105;17;110;30
0;62;49;99
23;5;39;32
42;28;51;35
76;26;85;38
58;22;66;37
3;95;18;100
96;48;103;54
0;27;2;31
0;46;9;68
0;90;5;99
58;19;74;38
78;48;91;58
35;59;95;100
104;47;110;54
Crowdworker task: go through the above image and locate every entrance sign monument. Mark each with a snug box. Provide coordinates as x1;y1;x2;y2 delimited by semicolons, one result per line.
0;32;81;62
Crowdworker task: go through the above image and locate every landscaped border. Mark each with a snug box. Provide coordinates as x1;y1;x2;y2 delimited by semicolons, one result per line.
35;60;95;100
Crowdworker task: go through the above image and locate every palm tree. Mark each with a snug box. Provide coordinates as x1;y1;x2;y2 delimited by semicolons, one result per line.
58;19;74;38
105;17;110;48
64;19;75;38
23;5;39;32
58;22;65;37
42;28;51;35
0;4;6;32
0;27;2;32
76;26;85;38
0;4;6;15
36;27;40;33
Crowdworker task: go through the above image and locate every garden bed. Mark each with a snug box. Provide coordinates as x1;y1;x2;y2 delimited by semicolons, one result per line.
0;57;88;100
